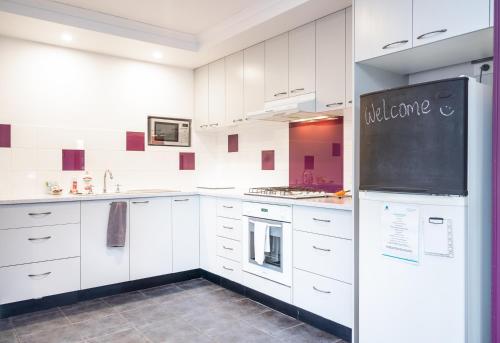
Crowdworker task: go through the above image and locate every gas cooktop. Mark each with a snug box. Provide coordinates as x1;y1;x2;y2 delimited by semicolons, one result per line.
245;187;330;199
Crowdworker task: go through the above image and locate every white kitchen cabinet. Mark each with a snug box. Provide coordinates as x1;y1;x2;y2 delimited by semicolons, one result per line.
316;10;346;112
208;59;226;128
0;202;80;230
491;0;494;26
81;200;130;289
199;196;217;272
293;206;353;239
130;197;172;280
265;32;289;101
244;42;265;115
226;51;245;124
355;0;412;61
345;7;353;106
194;65;209;129
289;22;315;97
413;0;490;47
172;196;200;272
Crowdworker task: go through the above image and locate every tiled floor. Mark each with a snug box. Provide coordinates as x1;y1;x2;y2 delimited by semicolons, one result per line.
0;278;347;343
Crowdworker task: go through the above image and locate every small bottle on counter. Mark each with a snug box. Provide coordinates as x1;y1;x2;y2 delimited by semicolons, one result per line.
71;178;78;194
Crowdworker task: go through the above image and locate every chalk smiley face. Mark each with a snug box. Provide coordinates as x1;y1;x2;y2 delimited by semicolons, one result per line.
440;105;455;117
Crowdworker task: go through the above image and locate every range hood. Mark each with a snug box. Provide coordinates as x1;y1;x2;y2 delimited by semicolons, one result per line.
246;93;343;122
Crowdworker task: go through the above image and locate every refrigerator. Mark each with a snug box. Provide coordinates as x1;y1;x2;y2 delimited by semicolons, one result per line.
358;77;492;343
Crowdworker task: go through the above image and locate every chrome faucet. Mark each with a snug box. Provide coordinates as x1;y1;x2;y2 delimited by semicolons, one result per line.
103;169;114;193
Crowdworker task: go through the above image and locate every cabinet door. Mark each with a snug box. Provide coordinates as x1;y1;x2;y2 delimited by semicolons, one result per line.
194;65;209;129
172;196;199;272
208;59;226;128
345;7;353;107
199;196;217;272
316;10;346;112
413;0;490;47
265;32;289;101
130;197;172;280
244;42;265;115
226;51;244;124
81;200;129;289
289;22;315;97
355;0;412;61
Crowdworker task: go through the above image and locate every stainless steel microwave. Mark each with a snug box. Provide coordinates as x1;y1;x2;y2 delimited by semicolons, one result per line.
148;116;191;147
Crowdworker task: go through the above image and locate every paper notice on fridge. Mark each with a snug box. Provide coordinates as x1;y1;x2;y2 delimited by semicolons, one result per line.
381;203;420;264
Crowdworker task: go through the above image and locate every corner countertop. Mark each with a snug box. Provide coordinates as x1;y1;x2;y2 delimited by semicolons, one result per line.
0;188;352;210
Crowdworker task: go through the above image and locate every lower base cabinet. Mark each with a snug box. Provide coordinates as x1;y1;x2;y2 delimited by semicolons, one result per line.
81;200;130;289
215;256;242;283
172;196;200;272
0;257;80;305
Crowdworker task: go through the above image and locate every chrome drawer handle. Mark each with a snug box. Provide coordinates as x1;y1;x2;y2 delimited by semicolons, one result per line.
313;218;331;223
291;88;305;93
222;226;234;230
313;245;331;252
132;201;150;204
274;91;287;97
313;286;331;294
382;40;409;49
174;199;190;202
232;119;244;123
209;123;219;127
222;205;233;209
326;102;343;107
417;29;447;40
223;266;234;271
28;212;52;216
28;272;52;279
222;246;234;251
28;236;52;241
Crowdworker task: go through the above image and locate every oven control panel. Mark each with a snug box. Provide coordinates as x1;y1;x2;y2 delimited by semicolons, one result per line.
242;201;292;222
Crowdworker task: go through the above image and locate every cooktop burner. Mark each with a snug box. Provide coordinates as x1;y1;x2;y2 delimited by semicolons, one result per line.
245;186;330;199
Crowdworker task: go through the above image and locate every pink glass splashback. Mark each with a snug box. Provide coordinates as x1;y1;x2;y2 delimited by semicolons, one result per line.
0;124;11;148
289;118;343;192
126;131;145;151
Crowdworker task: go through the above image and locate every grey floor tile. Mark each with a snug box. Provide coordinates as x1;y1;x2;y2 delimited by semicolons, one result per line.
103;291;155;313
208;321;272;343
11;308;70;336
193;288;245;306
17;324;83;343
274;323;343;343
160;294;209;318
72;314;131;340
246;309;301;335
0;329;18;343
184;307;242;336
214;298;269;319
176;279;222;295
138;318;203;343
140;284;185;302
86;328;149;343
121;302;177;328
60;299;115;324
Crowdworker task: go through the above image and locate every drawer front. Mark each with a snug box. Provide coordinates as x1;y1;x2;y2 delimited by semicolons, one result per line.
0;202;80;230
217;198;242;219
293;206;352;239
293;268;352;328
293;230;353;283
215;256;242;284
0;223;80;267
216;217;242;241
216;236;241;262
0;257;80;305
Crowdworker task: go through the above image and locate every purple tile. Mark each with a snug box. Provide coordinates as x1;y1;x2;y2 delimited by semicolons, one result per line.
262;150;275;170
332;143;342;157
228;134;238;153
126;131;145;151
62;149;85;171
179;152;195;170
0;124;11;148
304;155;314;170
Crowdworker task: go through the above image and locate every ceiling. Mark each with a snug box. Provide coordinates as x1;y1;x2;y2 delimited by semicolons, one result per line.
0;0;351;68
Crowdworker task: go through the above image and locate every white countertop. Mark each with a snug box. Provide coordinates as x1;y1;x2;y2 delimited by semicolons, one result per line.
0;188;352;210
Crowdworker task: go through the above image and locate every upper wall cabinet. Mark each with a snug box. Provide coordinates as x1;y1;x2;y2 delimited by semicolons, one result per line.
413;0;489;47
244;43;265;115
345;7;353;106
265;32;289;101
208;59;226;128
226;51;244;124
289;22;316;97
316;10;346;112
355;0;413;61
194;65;209;129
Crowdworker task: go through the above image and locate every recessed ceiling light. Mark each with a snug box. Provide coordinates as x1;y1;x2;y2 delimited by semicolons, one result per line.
152;51;163;59
61;32;73;42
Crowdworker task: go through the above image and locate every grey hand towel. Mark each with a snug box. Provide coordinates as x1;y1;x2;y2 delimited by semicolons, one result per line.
107;201;127;247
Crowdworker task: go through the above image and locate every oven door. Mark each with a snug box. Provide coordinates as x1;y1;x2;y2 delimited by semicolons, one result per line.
242;216;292;286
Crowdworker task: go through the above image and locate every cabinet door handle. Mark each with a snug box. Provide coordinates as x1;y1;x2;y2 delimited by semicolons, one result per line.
174;199;190;202
222;245;234;251
326;102;343;107
132;201;150;204
222;266;234;271
382;40;409;49
274;91;287;97
200;124;208;128
291;88;305;93
28;212;52;216
313;286;331;294
313;245;331;252
313;217;331;223
222;226;234;230
348;100;353;104
417;29;447;40
28;272;52;279
222;205;233;209
28;236;52;241
232;119;244;123
209;123;219;127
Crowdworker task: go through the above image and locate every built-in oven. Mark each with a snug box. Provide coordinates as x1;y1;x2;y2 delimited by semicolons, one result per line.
242;201;292;286
148;116;191;147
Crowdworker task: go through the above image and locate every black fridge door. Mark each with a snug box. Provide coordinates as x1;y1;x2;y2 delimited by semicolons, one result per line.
359;77;468;195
